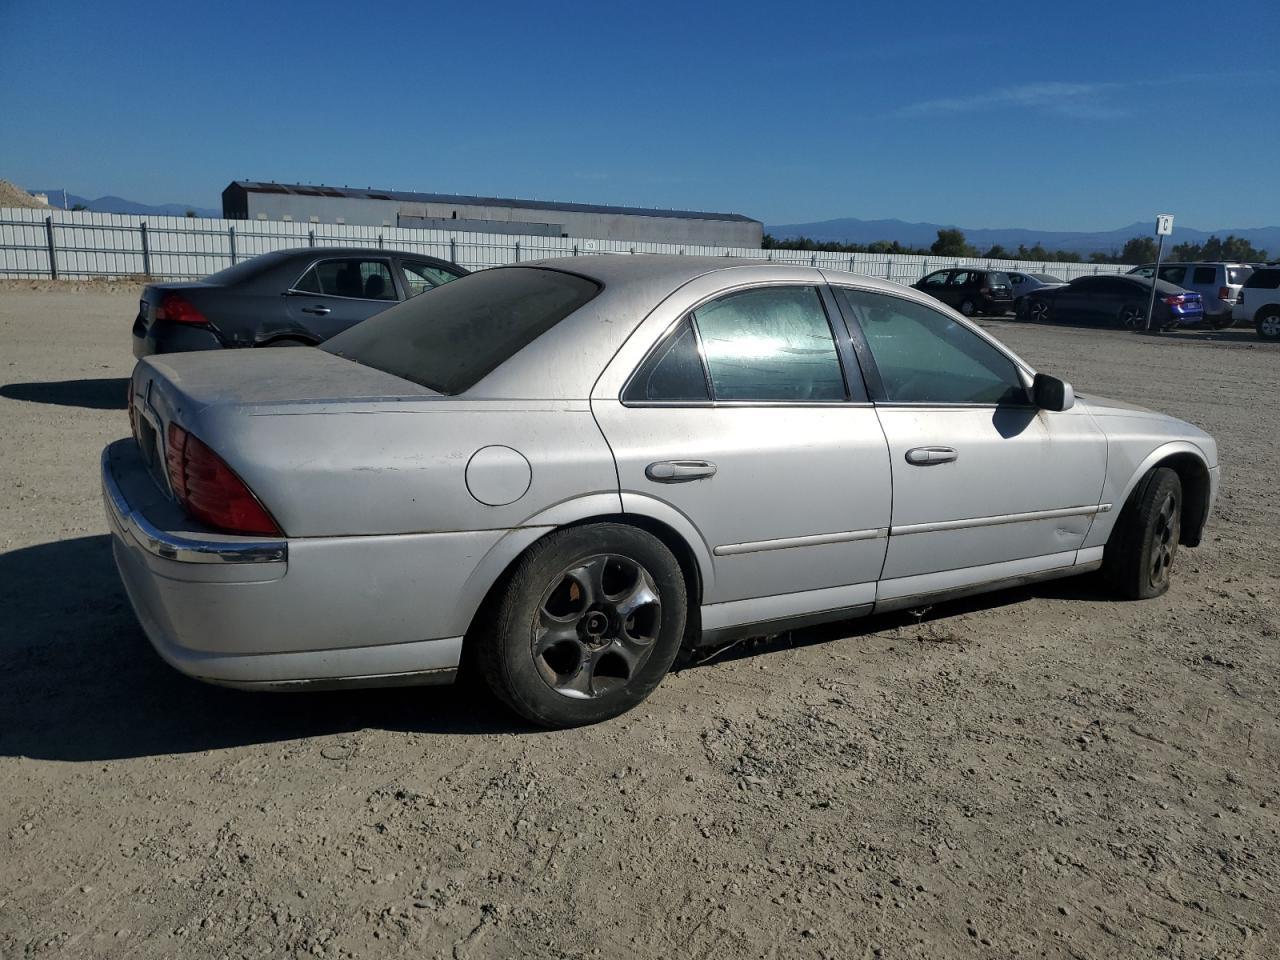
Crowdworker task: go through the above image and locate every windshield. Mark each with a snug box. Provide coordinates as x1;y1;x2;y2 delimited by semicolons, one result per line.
322;267;601;395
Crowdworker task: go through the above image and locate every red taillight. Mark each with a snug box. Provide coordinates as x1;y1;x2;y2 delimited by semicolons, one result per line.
165;424;281;536
1218;286;1231;300
159;293;207;325
1164;294;1186;306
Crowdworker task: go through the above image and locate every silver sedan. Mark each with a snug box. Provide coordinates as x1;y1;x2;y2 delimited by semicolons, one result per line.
103;256;1219;727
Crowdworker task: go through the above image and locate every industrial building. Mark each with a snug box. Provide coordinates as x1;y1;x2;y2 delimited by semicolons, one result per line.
221;181;763;247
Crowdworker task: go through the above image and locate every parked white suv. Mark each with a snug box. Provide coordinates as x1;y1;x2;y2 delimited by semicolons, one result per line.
1233;266;1280;340
1128;262;1253;328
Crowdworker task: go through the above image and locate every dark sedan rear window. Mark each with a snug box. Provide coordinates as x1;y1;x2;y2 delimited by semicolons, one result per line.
322;267;601;395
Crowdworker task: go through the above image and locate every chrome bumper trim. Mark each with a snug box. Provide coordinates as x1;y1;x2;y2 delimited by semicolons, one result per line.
102;447;287;564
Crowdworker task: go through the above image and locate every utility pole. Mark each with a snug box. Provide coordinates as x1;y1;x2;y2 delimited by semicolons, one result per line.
1144;214;1174;332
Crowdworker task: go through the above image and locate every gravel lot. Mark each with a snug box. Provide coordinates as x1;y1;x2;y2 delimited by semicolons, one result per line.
1;282;1277;959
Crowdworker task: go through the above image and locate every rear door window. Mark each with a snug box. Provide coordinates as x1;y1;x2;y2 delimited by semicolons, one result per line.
1244;269;1280;290
623;320;710;403
1192;266;1217;284
1158;265;1187;285
691;286;848;402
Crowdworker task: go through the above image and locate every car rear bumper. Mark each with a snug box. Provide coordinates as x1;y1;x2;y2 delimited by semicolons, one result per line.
102;439;479;689
132;319;226;358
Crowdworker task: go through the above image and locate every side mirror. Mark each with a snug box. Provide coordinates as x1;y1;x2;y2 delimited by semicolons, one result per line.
1032;373;1074;412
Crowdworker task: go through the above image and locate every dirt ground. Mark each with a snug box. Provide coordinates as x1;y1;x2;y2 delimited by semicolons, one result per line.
1;283;1277;960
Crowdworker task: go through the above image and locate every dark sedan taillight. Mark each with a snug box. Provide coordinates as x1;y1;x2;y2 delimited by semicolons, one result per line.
159;293;207;325
1164;294;1187;306
165;424;282;536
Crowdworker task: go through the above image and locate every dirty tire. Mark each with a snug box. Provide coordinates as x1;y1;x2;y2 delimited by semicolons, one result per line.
476;523;687;728
1102;467;1182;600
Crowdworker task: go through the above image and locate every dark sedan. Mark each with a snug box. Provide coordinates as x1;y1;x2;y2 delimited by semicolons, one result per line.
911;267;1014;316
132;247;467;357
1019;274;1204;330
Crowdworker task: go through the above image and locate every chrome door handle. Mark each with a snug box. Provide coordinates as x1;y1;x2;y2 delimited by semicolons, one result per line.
301;305;331;315
646;460;717;483
905;446;958;466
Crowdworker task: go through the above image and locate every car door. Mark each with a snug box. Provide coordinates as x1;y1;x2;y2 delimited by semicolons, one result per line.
591;277;892;633
285;256;401;340
1052;277;1105;324
830;285;1108;603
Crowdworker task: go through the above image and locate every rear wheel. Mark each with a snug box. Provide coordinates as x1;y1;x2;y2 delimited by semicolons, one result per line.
1118;304;1146;330
1257;308;1280;341
1102;467;1182;600
475;523;688;728
959;299;976;317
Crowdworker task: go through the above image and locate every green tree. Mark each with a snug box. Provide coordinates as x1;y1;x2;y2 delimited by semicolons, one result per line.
931;228;973;257
70;202;87;211
1119;236;1159;264
982;244;1010;259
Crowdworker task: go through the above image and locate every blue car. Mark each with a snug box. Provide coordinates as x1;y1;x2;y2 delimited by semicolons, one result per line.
1018;274;1204;330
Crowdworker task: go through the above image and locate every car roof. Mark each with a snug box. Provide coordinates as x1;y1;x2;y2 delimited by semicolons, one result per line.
468;255;1013;399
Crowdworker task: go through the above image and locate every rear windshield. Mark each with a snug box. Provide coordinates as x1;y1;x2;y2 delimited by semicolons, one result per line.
203;251;292;285
322;267;601;394
987;272;1010;286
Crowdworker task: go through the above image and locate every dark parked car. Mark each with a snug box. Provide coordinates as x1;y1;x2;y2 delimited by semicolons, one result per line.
1019;275;1204;330
912;268;1014;316
132;247;467;357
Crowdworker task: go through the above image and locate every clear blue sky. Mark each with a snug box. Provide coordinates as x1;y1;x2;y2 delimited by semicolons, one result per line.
2;0;1277;230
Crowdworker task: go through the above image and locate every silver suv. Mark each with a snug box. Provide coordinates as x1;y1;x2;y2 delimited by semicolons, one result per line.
1127;262;1253;328
1233;266;1280;340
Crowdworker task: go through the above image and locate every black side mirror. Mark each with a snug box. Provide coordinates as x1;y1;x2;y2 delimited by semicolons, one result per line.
1032;373;1075;412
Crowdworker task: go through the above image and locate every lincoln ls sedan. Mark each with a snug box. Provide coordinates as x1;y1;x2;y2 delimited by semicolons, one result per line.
103;256;1219;727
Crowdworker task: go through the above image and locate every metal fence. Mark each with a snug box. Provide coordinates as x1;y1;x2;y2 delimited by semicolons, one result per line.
0;207;1131;285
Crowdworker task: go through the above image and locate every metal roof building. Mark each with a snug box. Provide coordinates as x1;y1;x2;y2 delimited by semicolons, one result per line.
221;181;763;247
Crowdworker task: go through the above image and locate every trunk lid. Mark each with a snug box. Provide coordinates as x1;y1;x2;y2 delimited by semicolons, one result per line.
129;349;440;498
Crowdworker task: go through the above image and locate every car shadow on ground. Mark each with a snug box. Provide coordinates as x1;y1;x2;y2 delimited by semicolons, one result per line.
0;535;1113;762
0;535;530;763
0;377;129;409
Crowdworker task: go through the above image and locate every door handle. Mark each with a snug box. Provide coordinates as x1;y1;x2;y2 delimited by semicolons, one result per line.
646;460;717;483
905;446;958;466
301;305;331;315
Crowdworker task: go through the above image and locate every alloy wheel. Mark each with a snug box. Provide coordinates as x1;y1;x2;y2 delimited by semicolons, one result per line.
1030;301;1049;323
1149;491;1180;588
1260;313;1280;339
1120;306;1144;330
531;554;662;699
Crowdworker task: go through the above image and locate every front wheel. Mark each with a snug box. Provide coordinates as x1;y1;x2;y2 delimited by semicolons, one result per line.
1028;299;1050;323
1102;467;1182;600
475;523;688;728
1257;309;1280;341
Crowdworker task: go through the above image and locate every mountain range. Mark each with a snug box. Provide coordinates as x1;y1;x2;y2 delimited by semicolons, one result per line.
33;189;220;219
766;217;1280;257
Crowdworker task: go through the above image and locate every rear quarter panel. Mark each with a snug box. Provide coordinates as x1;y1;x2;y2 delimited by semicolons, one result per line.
188;399;622;538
